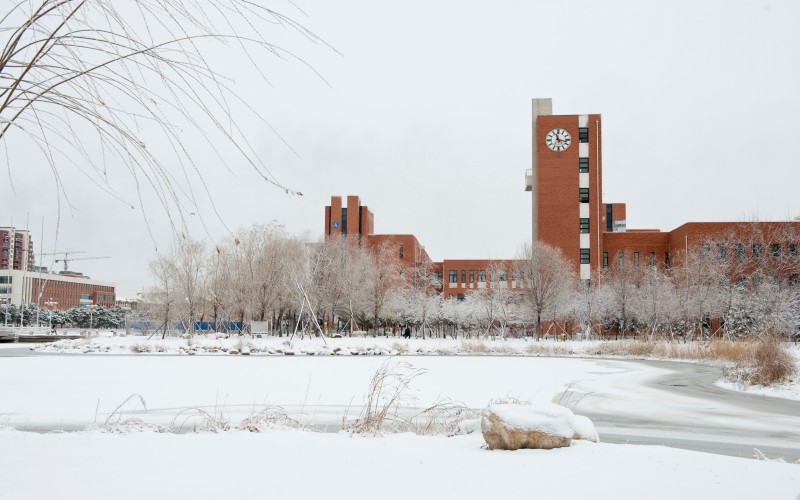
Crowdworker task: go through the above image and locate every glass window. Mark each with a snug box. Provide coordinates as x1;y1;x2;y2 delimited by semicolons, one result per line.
579;188;589;203
789;243;797;256
399;245;404;259
498;271;507;281
753;244;762;258
449;271;457;284
469;270;474;283
579;218;589;234
618;252;624;268
461;270;466;284
579;158;589;173
603;252;608;271
457;294;465;301
735;244;745;260
578;127;589;143
634;252;639;269
717;244;727;261
580;248;590;264
770;244;780;257
478;270;486;283
699;244;710;260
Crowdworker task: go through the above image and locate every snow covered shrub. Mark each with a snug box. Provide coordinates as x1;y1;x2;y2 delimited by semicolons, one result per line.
173;406;230;433
237;406;296;432
129;343;152;353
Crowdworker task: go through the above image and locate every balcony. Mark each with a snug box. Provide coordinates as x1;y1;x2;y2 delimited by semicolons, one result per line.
525;169;533;191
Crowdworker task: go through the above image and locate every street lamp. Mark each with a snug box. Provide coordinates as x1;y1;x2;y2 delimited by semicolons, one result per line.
45;299;58;333
1;298;8;328
121;306;131;335
88;304;98;330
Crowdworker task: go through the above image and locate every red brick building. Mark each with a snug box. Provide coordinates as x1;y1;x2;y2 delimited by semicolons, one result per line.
324;99;799;299
528;98;800;279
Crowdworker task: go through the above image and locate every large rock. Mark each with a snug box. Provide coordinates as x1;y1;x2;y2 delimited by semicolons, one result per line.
481;403;575;450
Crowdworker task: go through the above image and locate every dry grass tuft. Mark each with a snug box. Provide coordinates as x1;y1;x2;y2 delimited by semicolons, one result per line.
344;361;425;435
91;394;167;433
582;337;796;388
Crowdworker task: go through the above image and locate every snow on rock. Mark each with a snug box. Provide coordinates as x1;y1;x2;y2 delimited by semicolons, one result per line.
481;403;575;450
572;414;599;443
456;418;482;435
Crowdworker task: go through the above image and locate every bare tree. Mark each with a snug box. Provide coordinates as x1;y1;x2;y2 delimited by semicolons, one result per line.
172;238;207;336
147;252;177;339
514;241;574;340
1;1;329;226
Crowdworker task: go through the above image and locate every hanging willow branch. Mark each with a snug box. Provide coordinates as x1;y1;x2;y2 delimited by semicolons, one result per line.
0;0;331;231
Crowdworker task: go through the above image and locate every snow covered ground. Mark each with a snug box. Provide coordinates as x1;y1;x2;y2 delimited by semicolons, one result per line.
1;334;799;499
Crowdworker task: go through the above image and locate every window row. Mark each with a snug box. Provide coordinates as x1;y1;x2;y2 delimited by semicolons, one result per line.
700;243;798;260
603;251;664;270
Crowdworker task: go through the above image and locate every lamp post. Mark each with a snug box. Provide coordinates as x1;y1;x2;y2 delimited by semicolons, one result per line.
44;299;58;333
121;306;131;335
88;304;98;330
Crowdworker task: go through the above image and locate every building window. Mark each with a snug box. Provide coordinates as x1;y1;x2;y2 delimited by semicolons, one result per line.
717;244;727;261
606;205;613;232
341;208;348;234
735;244;745;260
634;252;639;269
603;252;608;271
435;272;443;284
618;252;624;268
665;252;670;267
498;271;507;281
457;293;465;301
649;252;655;266
789;243;797;257
461;270;466;284
579;218;589;234
449;271;457;284
579;127;589;143
770;243;780;257
469;270;474;283
399;245;404;259
699;244;710;260
579;188;589;203
580;248;590;264
753;244;762;258
579;158;589;173
478;270;486;283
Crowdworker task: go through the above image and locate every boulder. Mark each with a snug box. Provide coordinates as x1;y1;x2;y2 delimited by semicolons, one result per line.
481;403;575;450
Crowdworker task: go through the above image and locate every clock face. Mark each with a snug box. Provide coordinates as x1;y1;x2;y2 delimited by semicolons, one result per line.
545;128;572;152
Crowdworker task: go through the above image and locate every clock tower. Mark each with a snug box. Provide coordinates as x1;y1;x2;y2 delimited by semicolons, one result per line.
526;98;603;281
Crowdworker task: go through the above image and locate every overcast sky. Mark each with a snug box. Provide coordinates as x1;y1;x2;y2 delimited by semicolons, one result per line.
3;0;799;298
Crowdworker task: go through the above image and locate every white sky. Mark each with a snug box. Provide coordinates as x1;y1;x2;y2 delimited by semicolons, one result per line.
2;0;799;297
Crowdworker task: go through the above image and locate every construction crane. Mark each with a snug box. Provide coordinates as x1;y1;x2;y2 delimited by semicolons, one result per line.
37;251;110;272
38;251;86;270
54;255;110;272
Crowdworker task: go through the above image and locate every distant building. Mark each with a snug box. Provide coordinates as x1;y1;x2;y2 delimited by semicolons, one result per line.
0;226;116;310
0;227;35;271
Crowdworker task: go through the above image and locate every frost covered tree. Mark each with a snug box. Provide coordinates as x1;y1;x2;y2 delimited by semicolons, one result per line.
514;242;574;340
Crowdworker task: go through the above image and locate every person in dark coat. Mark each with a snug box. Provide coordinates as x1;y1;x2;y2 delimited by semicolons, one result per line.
402;327;411;339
